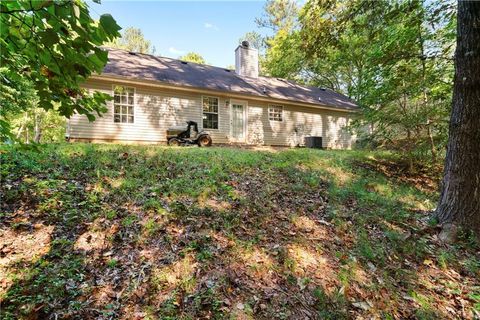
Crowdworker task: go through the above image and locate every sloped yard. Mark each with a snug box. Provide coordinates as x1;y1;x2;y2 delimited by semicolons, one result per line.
0;144;479;319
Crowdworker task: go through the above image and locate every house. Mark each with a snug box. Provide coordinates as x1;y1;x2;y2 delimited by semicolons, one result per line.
68;42;359;148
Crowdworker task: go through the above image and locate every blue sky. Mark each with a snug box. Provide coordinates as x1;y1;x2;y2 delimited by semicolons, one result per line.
89;1;269;68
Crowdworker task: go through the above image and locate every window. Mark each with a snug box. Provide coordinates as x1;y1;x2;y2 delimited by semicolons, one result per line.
202;96;218;129
268;105;283;121
113;86;134;123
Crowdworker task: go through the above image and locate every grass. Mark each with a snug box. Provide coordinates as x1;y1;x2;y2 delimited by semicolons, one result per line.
0;143;478;319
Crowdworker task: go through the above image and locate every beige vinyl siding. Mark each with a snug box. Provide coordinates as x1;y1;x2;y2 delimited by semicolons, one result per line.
247;103;356;149
69;78;356;148
70;79;230;143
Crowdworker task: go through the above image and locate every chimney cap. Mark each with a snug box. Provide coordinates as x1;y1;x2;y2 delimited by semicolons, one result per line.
241;40;250;48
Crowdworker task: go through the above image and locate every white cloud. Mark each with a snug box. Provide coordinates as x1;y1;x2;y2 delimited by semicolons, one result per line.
204;22;219;31
168;47;185;55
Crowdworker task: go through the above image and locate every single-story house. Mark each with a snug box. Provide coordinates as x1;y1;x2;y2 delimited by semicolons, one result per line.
67;41;359;148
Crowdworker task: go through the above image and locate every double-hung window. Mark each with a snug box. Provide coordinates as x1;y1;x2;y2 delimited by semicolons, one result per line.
268;105;283;121
113;86;135;123
202;96;219;129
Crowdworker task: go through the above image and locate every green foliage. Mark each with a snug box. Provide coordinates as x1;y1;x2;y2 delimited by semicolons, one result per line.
256;0;298;32
0;0;121;141
252;0;299;78
179;52;206;64
1;67;66;143
107;259;118;268
313;286;348;319
104;209;118;220
263;29;304;80
12;107;66;143
143;217;161;236
107;26;155;54
1;239;86;319
464;256;480;277
122;214;137;227
239;31;265;51
260;0;456;164
469;290;480;313
0;67;37;141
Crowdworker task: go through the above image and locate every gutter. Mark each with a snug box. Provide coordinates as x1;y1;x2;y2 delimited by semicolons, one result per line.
90;74;360;114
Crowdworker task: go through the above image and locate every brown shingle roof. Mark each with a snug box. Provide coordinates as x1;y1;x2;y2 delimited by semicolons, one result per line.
101;48;358;111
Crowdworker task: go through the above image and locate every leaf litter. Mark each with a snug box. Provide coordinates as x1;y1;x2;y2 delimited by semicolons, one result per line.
0;144;478;319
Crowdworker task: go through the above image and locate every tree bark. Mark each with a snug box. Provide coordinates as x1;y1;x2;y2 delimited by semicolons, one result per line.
418;7;437;162
33;109;42;143
15;113;27;140
426;120;436;162
436;1;480;236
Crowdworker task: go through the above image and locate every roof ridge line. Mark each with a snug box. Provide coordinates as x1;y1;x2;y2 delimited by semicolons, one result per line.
105;47;233;71
105;47;304;86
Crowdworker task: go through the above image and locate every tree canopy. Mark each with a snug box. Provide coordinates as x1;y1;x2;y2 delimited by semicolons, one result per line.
107;27;155;54
256;0;298;32
239;31;265;51
179;52;206;64
0;0;121;142
258;0;456;164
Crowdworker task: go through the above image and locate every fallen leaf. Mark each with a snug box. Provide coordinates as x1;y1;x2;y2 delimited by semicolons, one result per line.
352;301;370;311
423;259;434;266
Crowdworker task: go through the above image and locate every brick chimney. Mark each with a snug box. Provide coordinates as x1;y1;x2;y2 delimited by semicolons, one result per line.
235;41;259;78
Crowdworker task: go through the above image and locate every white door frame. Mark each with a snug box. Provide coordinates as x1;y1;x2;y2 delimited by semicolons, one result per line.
229;99;248;143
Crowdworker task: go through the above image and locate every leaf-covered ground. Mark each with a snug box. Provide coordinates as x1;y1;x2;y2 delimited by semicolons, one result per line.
0;144;479;319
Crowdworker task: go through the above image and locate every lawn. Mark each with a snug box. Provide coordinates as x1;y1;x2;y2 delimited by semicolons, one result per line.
0;144;479;319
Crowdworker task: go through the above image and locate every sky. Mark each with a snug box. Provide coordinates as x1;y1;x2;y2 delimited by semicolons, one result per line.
88;1;270;68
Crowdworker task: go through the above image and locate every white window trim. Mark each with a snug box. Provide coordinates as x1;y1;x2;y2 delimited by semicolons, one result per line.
201;95;220;130
268;104;284;122
112;84;136;124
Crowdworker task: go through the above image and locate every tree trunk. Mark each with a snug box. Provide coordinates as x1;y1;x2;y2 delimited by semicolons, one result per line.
33;109;42;143
15;117;26;140
436;1;480;237
426;120;436;162
406;128;414;172
418;10;436;162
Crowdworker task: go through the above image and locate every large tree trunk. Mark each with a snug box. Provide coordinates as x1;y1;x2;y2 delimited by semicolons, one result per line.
436;1;480;237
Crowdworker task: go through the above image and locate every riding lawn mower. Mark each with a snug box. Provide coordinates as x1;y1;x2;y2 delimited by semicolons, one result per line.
166;121;212;147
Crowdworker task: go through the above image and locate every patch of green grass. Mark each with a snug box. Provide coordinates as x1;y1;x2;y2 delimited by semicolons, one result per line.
1;143;473;319
104;209;118;220
464;256;480;276
338;264;355;288
356;230;385;264
143;198;164;212
1;239;86;319
468;290;480;313
192;287;225;319
183;236;214;262
313;286;348;319
410;291;441;320
107;259;118;268
157;291;180;317
437;249;455;270
143;217;161;236
122;214;137;227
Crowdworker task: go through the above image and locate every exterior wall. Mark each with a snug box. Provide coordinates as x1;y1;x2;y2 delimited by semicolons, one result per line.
69;78;356;149
70;78;230;144
247;104;356;149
